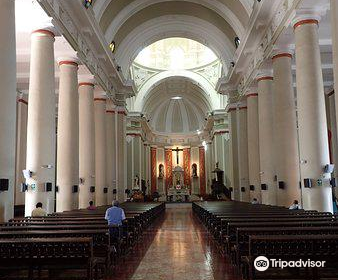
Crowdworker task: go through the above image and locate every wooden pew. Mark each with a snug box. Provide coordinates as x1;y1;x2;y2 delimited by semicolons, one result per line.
242;235;338;280
0;237;96;280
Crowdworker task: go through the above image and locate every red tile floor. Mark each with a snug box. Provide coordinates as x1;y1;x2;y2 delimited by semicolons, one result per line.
108;203;240;280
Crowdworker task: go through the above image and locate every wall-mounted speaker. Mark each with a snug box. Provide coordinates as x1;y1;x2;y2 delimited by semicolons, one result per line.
103;187;108;194
113;189;117;194
261;184;267;190
278;181;285;189
330;178;336;188
45;182;52;192
0;179;9;191
55;186;59;192
304;178;312;188
90;186;95;193
249;185;255;191
20;183;28;192
72;185;78;193
241;187;245;192
229;187;233;192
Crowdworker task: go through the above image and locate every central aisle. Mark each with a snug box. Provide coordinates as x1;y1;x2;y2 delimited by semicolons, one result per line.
111;203;239;280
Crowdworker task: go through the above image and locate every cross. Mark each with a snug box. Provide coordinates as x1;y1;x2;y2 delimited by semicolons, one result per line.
172;147;183;165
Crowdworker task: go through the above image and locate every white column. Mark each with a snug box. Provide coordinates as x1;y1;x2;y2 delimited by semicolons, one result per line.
331;0;338;159
257;73;276;205
25;27;57;216
293;15;333;212
78;80;95;208
15;96;28;206
228;106;240;200
246;91;261;202
56;58;79;212
94;94;107;206
237;106;250;202
0;0;16;222
116;106;127;201
272;51;301;206
106;100;116;204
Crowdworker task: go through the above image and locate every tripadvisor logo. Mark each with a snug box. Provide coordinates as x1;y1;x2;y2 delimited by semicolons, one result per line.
254;256;326;271
254;256;270;271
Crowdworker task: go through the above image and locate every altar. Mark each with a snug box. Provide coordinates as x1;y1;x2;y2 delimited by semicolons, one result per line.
167;186;190;202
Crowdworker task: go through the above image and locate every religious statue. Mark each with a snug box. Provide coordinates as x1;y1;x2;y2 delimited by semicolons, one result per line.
159;164;164;178
134;175;140;189
192;163;198;177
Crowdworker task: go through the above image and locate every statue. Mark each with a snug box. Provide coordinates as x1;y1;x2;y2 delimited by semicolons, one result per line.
159;164;164;178
134;175;140;189
192;163;198;177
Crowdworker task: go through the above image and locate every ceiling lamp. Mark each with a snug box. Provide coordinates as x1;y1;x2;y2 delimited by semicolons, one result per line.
109;41;116;53
84;0;92;9
171;96;182;100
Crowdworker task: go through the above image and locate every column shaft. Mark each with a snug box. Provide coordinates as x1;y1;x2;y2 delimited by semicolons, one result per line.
294;19;333;212
106;102;116;204
15;98;28;207
272;53;300;206
25;29;56;216
247;93;261;202
258;76;276;205
56;60;79;212
94;97;107;206
0;0;16;222
79;83;95;208
116;109;127;201
237;107;250;202
228;109;240;200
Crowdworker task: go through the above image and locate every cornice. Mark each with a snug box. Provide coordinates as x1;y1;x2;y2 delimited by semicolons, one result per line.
38;0;135;100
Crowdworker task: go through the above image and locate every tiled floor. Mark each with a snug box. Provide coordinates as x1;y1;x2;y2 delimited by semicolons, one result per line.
110;203;240;280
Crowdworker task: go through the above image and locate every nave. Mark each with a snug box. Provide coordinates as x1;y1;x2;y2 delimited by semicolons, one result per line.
111;204;238;280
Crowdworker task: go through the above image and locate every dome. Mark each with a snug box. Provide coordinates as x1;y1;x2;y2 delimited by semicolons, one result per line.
143;77;211;135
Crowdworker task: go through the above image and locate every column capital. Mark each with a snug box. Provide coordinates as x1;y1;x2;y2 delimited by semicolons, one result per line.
291;10;323;30
57;56;80;67
31;21;59;37
94;92;107;102
78;75;96;87
256;70;273;82
245;87;258;98
271;46;293;60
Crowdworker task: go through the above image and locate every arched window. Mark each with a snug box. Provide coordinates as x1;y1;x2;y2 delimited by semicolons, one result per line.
234;37;241;49
84;0;93;9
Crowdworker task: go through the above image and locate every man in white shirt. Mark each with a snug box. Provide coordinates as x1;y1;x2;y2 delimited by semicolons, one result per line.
31;202;47;217
251;198;259;204
289;200;300;210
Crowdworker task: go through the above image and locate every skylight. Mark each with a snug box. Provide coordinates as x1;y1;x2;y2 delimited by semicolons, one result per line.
134;38;218;70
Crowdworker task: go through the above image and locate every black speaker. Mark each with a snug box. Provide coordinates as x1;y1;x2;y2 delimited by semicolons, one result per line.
241;187;245;192
229;187;233;192
90;186;95;193
278;181;285;189
113;189;117;194
55;186;59;192
0;179;9;191
103;187;108;193
304;178;312;188
261;184;267;190
45;182;52;192
125;189;131;195
72;185;78;193
330;178;336;188
20;183;28;192
249;185;255;191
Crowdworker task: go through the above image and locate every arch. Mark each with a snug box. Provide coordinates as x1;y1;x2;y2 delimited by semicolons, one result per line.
95;0;246;40
115;15;235;77
133;70;220;112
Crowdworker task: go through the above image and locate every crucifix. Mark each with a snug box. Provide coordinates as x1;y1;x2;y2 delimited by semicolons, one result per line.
172;147;184;165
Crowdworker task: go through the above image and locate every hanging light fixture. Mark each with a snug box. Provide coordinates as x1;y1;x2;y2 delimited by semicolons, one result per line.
84;0;92;9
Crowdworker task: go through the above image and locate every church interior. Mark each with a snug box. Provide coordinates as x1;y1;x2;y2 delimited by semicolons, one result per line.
1;0;338;279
